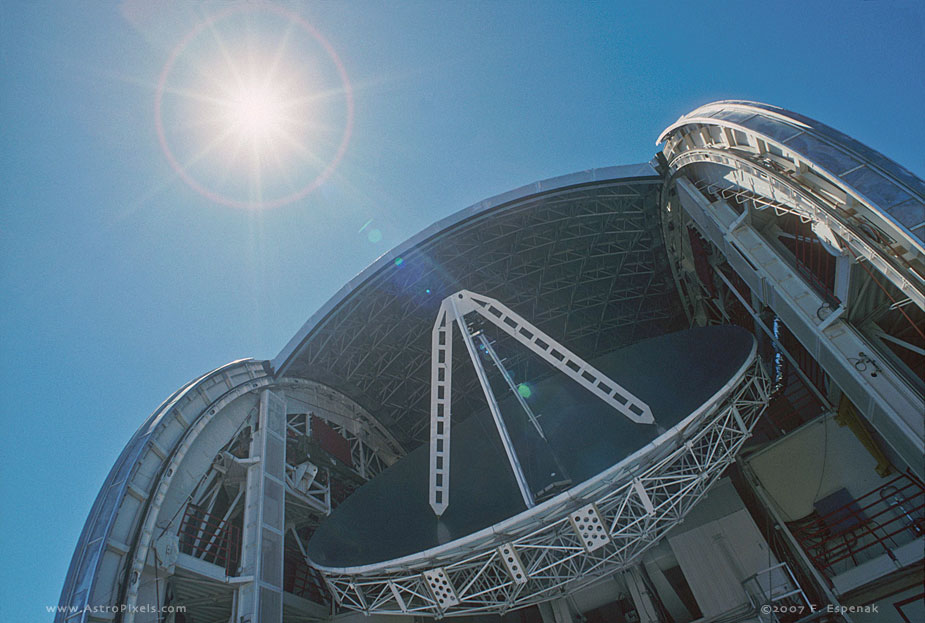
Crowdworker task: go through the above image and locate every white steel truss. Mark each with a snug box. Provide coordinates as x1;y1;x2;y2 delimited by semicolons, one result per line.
429;290;654;516
276;182;675;451
321;355;770;618
659;105;925;310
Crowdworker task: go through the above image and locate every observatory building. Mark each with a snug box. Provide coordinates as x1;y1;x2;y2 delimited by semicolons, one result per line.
59;101;924;623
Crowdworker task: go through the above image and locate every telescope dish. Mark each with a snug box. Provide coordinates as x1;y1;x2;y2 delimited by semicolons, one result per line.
308;324;759;570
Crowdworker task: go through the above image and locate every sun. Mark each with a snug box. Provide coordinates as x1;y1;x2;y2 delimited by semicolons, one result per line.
196;48;312;171
223;81;287;144
155;4;354;209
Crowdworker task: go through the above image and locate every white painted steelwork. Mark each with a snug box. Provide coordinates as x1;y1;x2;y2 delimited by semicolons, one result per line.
569;504;611;552
57;360;398;623
238;390;287;623
498;544;528;585
61;167;672;623
318;346;769;618
273;168;668;450
450;294;537;512
674;177;924;474
429;290;654;516
658;100;925;311
455;291;654;423
62;99;925;622
476;333;545;440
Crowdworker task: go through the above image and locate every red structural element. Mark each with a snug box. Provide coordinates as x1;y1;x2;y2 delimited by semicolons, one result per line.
722;268;756;333
284;543;330;605
762;372;821;436
894;592;925;623
687;227;716;297
311;415;352;467
777;215;839;305
791;474;925;577
845;245;925;343
177;503;241;575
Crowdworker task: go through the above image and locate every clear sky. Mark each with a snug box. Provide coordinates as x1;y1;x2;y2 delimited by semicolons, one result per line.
1;1;922;619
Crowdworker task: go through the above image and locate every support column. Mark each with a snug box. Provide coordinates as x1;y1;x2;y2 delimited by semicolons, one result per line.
621;566;660;623
452;298;536;510
643;559;694;622
538;597;577;623
237;389;287;623
833;252;852;306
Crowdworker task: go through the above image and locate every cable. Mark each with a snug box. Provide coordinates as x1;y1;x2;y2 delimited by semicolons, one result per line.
811;411;830;506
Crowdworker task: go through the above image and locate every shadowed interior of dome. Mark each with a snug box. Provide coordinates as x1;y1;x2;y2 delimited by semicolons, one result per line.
275;178;684;449
307;325;754;569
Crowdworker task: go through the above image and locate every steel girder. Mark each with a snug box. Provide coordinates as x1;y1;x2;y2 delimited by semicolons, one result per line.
658;101;925;311
282;182;682;448
319;355;771;618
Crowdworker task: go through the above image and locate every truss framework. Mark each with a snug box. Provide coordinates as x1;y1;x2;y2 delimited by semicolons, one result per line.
279;183;680;447
429;290;654;516
661;110;924;310
320;355;770;618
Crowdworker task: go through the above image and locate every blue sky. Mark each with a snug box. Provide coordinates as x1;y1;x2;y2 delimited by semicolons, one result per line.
1;1;922;619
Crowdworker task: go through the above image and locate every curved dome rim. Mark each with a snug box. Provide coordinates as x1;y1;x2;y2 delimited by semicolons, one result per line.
657;99;924;255
307;335;758;575
272;163;660;377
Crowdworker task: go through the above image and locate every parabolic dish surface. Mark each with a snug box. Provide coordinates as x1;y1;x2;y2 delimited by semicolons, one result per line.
307;324;754;568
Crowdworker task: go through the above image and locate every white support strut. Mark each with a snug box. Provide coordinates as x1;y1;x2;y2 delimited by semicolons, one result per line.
429;290;654;516
429;304;453;516
476;333;546;440
451;297;536;513
330;355;769;618
456;290;653;423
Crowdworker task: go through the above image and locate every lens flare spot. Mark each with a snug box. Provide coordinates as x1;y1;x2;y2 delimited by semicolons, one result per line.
367;228;382;243
517;383;532;398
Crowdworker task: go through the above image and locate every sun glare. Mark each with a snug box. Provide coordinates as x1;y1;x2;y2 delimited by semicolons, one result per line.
224;82;287;143
198;50;311;170
155;4;354;209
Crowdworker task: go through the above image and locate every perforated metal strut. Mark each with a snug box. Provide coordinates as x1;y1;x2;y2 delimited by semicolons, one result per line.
429;290;654;516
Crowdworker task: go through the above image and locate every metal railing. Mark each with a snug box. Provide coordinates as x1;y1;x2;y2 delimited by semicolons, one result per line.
284;545;330;605
790;474;925;578
777;215;839;307
743;562;812;623
177;503;241;575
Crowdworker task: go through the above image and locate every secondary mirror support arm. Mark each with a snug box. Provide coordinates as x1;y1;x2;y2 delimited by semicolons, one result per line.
429;290;653;517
